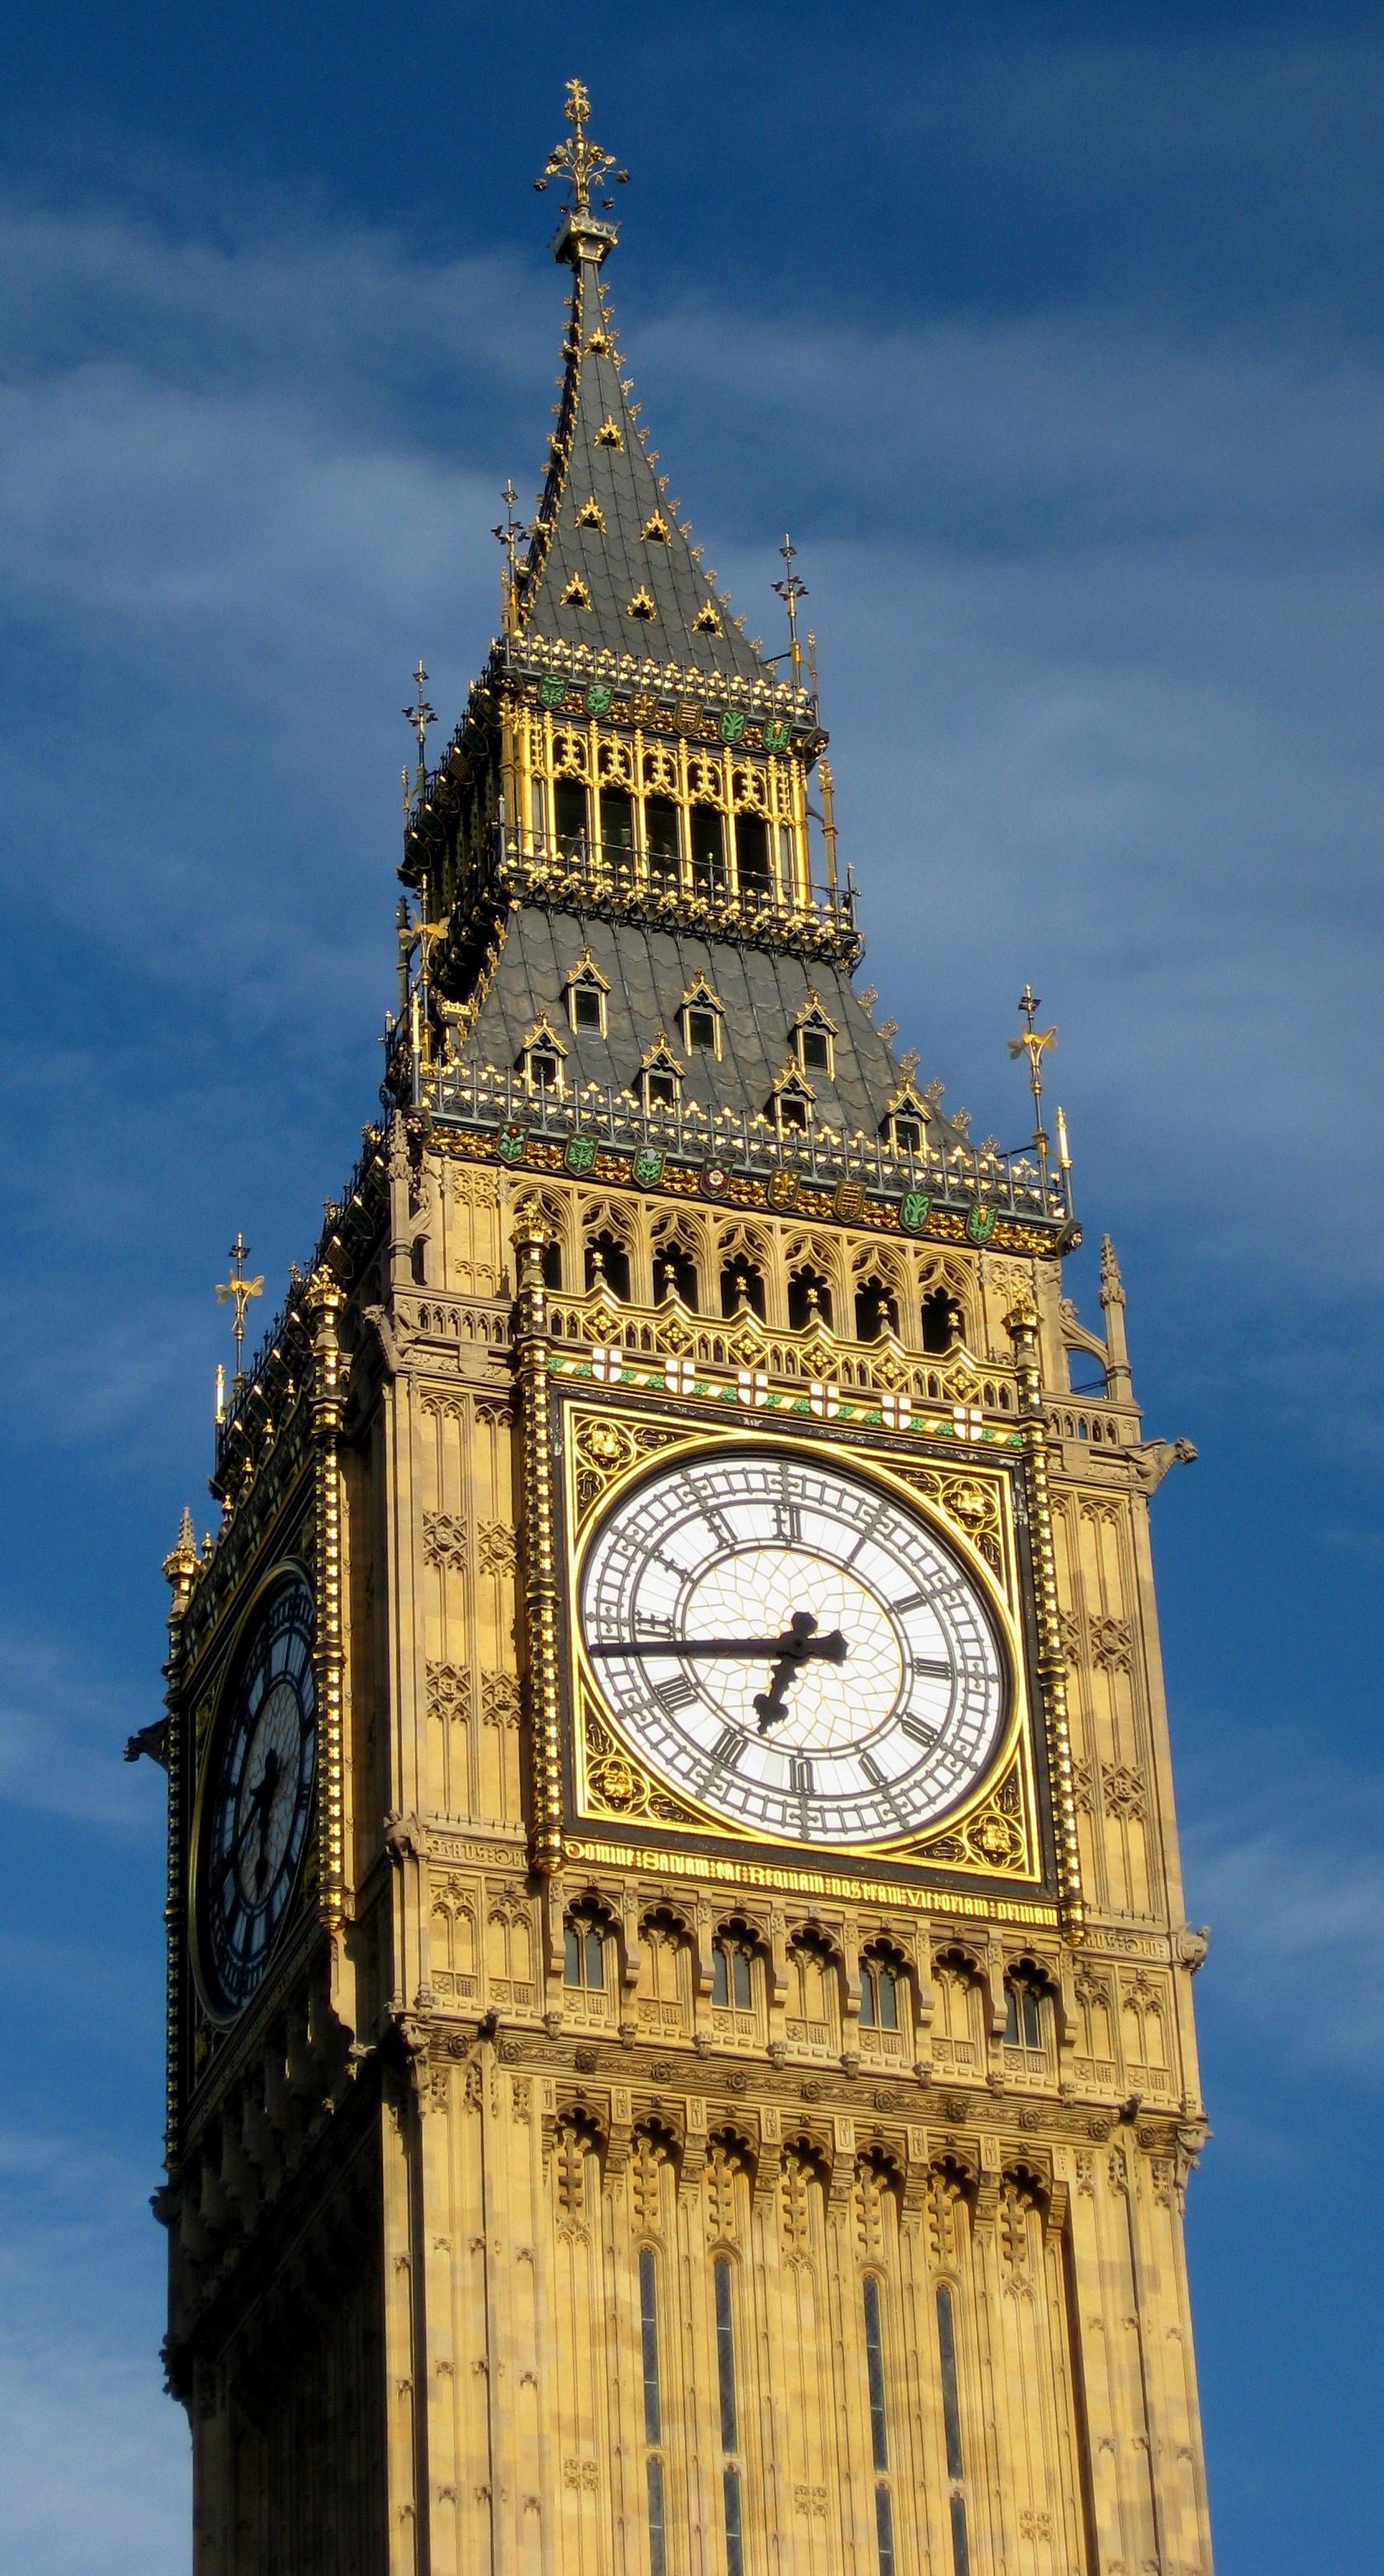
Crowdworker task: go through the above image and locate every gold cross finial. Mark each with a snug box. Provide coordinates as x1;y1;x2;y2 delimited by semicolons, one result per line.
1007;986;1058;1190
535;78;629;216
215;1231;264;1387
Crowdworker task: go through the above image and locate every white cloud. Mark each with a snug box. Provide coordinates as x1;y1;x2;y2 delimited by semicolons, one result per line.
1185;1821;1384;2081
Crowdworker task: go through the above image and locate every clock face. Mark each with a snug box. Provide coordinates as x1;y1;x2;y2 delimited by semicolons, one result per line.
196;1569;316;2019
578;1447;1008;1849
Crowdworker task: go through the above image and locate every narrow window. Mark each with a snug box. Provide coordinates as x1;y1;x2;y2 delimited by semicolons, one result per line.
584;1925;606;1990
564;1917;606;1989
788;1271;831;1330
528;1051;560;1092
1023;1988;1042;2049
541;1239;563;1291
564;1922;582;1986
645;795;681;871
646;1069;678;1108
647;2460;667;2576
640;2248;662;2441
735;811;771;899
1005;1983;1018;2045
937;2285;970;2576
690;806;725;891
875;2485;897;2576
600;785;634;857
687;1008;717;1051
655;1245;698;1310
554;778;588;854
720;1262;766;1321
731;1949;753;2011
723;2468;744;2576
878;1969;898;2031
712;1944;730;2007
572;984;603;1031
800;1026;830;1072
410;1237;427;1286
863;2275;888;2470
715;2257;744;2574
859;1964;876;2027
715;2257;738;2452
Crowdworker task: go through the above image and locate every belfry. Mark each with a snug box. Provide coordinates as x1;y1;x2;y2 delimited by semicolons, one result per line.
151;79;1215;2576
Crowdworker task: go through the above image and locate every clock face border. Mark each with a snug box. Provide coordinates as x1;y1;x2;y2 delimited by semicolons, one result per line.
187;1557;318;2032
558;1399;1053;1893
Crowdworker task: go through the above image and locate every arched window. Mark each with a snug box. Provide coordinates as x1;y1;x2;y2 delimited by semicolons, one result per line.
1003;1967;1053;2077
859;1947;910;2063
585;1231;631;1299
561;1907;614;2026
855;1276;898;1341
411;1236;427;1286
720;1260;766;1321
931;1949;985;2074
711;1926;763;2049
564;1916;607;1992
788;1269;833;1331
645;794;681;879
690;806;725;895
541;1237;563;1291
921;1286;961;1354
654;1241;699;1309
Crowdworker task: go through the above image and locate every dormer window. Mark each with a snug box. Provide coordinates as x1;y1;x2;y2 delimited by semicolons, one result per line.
792;993;837;1082
883;1084;929;1157
564;949;611;1039
768;1062;815;1134
638;1033;684;1113
680;974;725;1061
517;1014;567;1098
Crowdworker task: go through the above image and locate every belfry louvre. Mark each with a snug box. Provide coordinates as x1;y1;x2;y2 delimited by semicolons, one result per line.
148;78;1214;2576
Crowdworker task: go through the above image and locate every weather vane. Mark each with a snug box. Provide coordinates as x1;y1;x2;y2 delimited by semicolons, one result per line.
1008;985;1058;1197
772;535;808;683
215;1231;263;1405
534;78;631;215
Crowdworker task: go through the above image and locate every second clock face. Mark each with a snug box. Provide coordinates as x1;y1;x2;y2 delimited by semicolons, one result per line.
578;1446;1008;1848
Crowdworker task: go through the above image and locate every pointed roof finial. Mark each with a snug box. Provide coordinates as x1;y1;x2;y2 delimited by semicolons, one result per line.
215;1232;264;1390
772;535;808;686
1007;985;1058;1201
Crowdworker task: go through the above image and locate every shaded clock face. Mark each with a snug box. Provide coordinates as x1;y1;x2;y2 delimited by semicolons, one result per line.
579;1448;1008;1848
196;1570;316;2019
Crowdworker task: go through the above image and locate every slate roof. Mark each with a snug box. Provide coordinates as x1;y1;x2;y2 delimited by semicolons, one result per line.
460;910;951;1145
515;230;767;683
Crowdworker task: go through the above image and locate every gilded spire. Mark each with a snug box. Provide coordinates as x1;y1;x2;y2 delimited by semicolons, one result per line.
516;79;764;681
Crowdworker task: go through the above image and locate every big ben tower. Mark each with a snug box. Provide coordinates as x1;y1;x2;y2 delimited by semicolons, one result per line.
151;79;1215;2576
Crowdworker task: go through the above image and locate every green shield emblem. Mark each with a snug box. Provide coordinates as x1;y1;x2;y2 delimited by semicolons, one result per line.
538;674;564;709
764;717;791;753
900;1190;931;1235
585;684;612;716
497;1124;528;1165
633;1146;665;1187
720;707;746;745
966;1203;997;1245
565;1136;598;1175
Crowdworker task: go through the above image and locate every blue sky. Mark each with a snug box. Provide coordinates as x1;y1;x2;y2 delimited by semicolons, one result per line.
0;5;1381;2568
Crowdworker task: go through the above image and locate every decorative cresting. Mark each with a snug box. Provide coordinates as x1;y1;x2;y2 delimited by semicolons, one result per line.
1006;1294;1085;1945
515;1223;564;1871
161;1508;201;2167
306;1267;346;1932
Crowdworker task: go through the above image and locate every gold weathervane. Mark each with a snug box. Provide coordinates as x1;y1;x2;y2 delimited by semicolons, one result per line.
215;1231;263;1419
1008;984;1059;1197
492;479;531;632
772;534;808;685
534;78;630;215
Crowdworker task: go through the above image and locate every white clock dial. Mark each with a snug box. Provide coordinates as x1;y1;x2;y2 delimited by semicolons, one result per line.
579;1448;1007;1848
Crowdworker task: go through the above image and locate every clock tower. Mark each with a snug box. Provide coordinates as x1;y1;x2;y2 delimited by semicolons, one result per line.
152;80;1215;2576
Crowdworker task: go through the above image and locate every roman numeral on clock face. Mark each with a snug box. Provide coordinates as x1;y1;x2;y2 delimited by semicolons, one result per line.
655;1674;697;1713
711;1726;744;1769
900;1717;941;1751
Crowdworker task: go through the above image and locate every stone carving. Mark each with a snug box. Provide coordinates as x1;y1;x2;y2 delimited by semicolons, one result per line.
477;1520;517;1576
481;1672;522;1729
427;1663;472;1724
1089;1615;1134;1673
423;1512;469;1571
1103;1764;1147;1821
